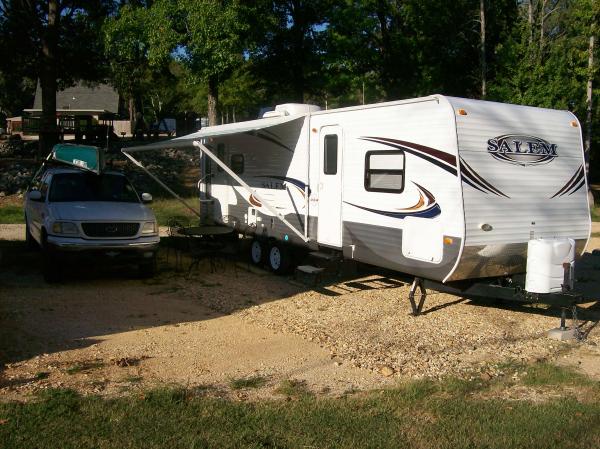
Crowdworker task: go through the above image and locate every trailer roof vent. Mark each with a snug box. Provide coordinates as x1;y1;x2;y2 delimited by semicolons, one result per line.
262;103;321;118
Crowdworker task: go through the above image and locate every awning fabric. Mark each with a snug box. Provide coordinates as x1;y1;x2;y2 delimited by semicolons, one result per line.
124;114;305;153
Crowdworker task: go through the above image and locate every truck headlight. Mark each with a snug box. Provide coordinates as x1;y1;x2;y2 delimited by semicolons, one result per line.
141;221;157;235
52;221;79;235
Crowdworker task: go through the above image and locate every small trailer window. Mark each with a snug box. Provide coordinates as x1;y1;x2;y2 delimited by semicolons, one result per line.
323;135;338;175
231;154;244;174
365;151;405;193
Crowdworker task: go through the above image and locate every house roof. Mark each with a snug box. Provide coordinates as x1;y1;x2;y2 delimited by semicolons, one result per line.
32;82;119;113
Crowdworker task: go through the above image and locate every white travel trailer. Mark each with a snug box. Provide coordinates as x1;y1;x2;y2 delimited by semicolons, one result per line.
125;95;591;297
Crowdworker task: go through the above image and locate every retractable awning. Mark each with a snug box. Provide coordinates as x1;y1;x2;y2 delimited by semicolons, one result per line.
125;114;306;152
121;113;310;241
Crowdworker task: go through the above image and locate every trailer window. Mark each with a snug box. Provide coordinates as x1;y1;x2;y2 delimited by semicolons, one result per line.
231;154;244;174
365;151;405;193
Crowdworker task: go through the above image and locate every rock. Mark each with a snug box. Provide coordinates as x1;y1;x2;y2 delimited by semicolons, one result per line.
379;365;395;377
480;372;492;381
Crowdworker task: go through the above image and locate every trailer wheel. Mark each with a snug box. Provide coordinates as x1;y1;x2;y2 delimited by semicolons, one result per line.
268;242;292;274
250;239;265;265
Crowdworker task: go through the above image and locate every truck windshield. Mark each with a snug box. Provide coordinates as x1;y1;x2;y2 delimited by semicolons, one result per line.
48;173;140;203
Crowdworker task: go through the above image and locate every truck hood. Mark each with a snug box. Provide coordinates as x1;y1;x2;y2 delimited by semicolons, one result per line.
49;202;155;222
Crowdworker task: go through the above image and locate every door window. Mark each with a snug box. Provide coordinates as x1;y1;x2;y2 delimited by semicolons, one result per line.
323;135;338;175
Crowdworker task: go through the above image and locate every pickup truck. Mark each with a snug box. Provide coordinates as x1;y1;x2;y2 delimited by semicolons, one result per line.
25;167;160;281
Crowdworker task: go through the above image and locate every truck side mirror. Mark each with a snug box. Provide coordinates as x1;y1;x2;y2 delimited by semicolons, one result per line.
141;193;153;203
28;190;42;202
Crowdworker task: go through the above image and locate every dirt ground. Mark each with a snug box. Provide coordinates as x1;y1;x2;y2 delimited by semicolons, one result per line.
1;223;600;402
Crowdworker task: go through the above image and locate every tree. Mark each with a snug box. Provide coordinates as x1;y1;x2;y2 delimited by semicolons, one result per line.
0;0;113;154
175;0;250;126
103;0;178;133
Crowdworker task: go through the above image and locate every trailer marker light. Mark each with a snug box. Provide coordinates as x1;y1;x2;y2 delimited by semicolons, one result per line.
570;121;578;127
457;109;468;116
443;237;453;245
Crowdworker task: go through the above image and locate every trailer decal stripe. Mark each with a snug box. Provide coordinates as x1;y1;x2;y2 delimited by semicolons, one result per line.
459;157;509;198
344;182;441;219
550;165;584;198
344;201;442;219
360;137;458;176
360;136;508;198
567;178;586;196
255;176;311;196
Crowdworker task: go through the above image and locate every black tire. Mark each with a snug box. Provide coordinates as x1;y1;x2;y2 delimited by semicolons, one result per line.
267;241;292;274
41;231;61;283
139;255;157;278
250;238;266;265
25;218;38;250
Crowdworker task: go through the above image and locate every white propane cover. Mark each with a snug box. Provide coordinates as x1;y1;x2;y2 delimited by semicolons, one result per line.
525;238;575;294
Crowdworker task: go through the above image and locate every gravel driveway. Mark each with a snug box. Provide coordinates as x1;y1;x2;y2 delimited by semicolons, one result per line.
1;224;600;401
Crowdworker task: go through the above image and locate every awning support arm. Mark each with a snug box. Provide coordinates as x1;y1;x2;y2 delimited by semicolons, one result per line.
121;149;201;219
193;141;309;243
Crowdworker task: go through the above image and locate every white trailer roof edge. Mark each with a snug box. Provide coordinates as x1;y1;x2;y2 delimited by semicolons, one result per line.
124;114;306;153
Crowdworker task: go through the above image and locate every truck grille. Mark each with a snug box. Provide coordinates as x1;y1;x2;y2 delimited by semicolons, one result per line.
82;222;140;237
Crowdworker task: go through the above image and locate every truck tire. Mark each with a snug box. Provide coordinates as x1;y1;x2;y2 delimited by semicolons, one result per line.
250;239;266;265
41;231;61;283
267;242;292;274
25;219;38;250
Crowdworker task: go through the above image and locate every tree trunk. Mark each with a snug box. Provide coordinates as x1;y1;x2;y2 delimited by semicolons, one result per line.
528;0;534;45
128;96;135;135
585;32;595;206
480;0;486;99
207;76;218;126
39;0;59;157
539;0;547;60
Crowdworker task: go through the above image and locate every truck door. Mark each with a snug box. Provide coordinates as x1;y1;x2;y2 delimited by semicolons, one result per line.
317;125;343;247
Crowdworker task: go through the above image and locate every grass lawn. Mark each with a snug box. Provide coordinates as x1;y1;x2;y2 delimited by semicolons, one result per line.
1;364;600;449
592;205;600;222
0;205;24;224
148;196;199;226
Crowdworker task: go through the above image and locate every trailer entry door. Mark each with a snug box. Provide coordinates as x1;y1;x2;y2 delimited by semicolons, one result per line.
318;126;343;247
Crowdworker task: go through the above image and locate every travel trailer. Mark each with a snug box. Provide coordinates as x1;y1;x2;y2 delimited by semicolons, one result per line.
125;95;591;309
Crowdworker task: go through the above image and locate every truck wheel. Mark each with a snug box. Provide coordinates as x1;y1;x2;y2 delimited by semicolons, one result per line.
267;242;292;274
41;230;61;283
250;239;265;265
25;219;38;250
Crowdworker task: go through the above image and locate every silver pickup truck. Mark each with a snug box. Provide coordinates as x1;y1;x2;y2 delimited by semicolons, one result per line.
24;167;160;281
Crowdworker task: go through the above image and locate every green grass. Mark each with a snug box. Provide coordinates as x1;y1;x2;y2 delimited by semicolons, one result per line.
229;376;268;390
592;205;600;222
0;204;24;224
3;364;599;449
65;361;105;375
148;196;199;226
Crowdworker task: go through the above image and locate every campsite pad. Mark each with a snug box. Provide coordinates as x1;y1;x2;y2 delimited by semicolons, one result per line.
1;228;600;401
